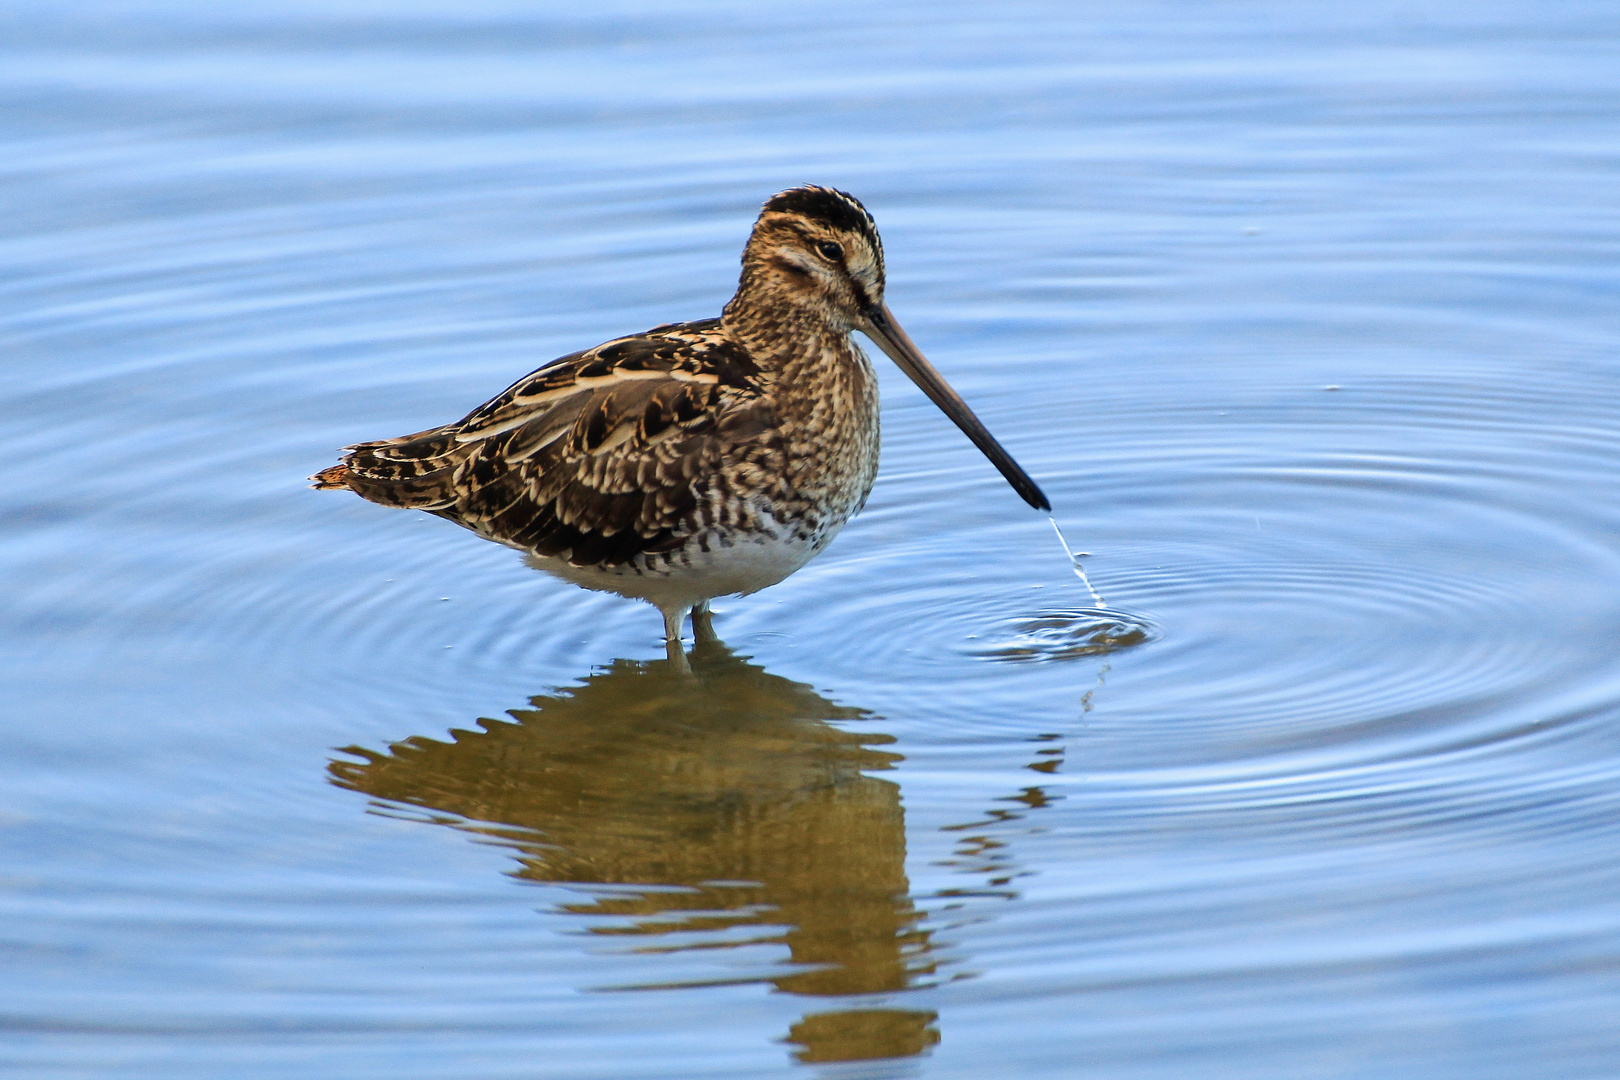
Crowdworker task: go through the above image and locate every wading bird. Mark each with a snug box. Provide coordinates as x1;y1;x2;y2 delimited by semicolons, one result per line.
313;186;1048;664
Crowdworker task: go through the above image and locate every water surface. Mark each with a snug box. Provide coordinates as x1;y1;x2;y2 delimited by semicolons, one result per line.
4;2;1620;1077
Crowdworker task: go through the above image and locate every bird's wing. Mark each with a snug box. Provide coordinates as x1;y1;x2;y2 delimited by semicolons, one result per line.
335;319;778;567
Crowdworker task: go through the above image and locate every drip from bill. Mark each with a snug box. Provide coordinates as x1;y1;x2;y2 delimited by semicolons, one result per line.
1048;517;1105;608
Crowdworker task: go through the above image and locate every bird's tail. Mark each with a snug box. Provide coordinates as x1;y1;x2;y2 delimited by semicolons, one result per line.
309;463;353;490
309;427;464;509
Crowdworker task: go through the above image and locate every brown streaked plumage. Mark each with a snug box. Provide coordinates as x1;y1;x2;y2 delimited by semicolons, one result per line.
313;185;1048;665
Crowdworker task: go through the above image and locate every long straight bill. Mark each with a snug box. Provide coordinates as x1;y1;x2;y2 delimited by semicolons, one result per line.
861;302;1051;511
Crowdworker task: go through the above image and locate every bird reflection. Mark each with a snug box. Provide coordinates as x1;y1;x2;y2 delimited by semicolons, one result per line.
329;641;939;1064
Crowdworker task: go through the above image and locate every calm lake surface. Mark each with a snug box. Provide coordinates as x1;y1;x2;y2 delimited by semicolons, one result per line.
4;2;1620;1077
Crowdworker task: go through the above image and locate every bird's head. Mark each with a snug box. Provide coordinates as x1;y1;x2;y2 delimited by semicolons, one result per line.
740;185;887;330
734;184;1051;512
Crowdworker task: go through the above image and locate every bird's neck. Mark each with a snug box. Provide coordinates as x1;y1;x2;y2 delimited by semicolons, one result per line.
721;264;856;376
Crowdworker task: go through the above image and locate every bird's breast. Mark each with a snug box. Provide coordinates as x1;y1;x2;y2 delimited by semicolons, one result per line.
765;339;881;535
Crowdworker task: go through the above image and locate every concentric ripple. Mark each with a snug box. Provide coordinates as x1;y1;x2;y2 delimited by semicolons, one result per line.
726;370;1620;774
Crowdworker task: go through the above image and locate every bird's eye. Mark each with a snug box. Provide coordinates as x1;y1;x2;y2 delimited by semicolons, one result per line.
816;241;844;261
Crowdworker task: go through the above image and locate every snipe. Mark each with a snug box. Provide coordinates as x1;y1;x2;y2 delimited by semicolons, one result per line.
313;185;1048;663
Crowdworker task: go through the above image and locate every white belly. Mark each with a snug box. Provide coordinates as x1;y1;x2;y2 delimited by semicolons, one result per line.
524;520;833;614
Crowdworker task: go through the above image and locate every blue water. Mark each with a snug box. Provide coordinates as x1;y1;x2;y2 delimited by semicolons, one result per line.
4;2;1620;1077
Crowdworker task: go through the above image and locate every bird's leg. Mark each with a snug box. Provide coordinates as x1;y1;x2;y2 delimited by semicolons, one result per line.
691;600;719;645
662;605;692;672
